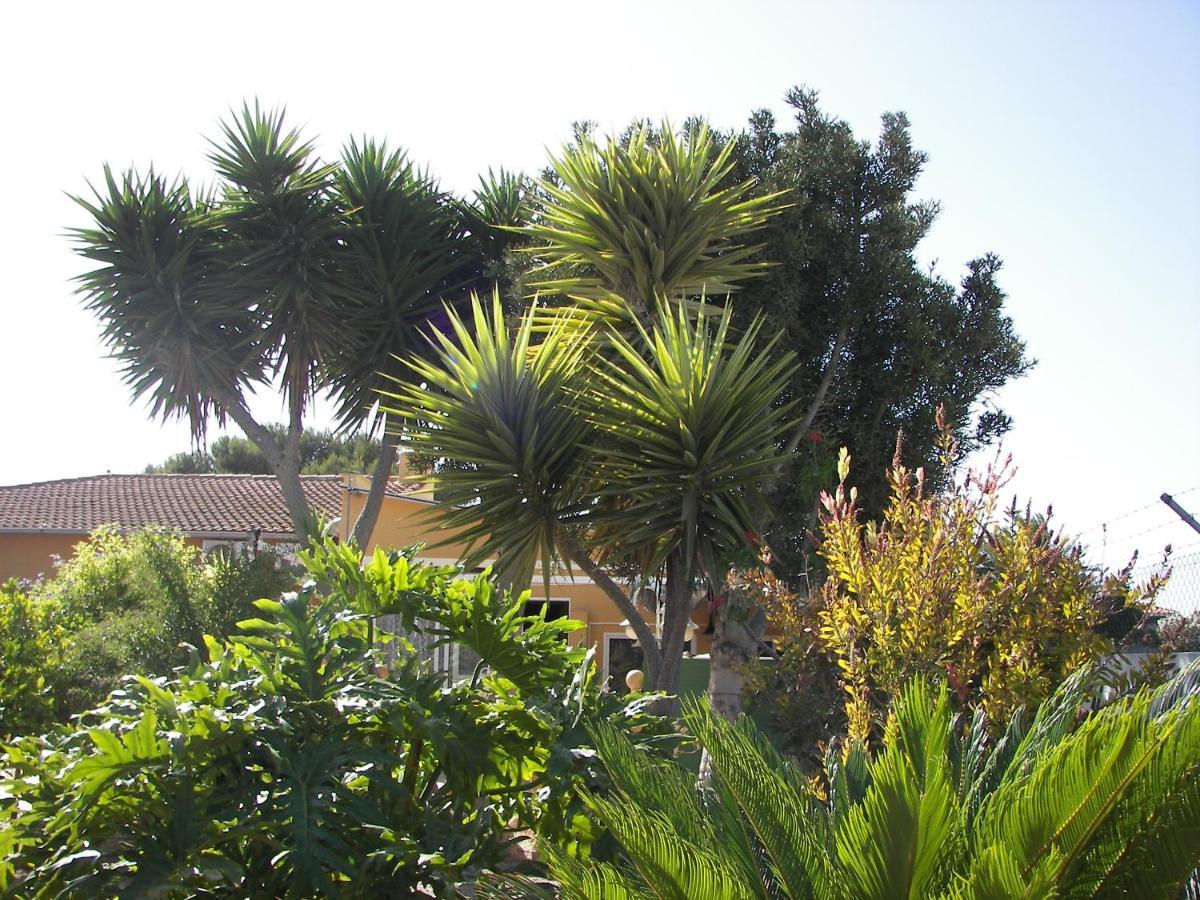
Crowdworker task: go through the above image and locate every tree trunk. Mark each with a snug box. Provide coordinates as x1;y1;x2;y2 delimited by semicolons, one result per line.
222;398;312;541
699;570;769;783
492;559;525;600
779;312;852;464
652;551;694;710
707;580;768;723
270;456;311;543
351;430;399;549
556;530;662;688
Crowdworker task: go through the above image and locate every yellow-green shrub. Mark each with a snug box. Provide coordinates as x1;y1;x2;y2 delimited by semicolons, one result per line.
815;419;1159;742
4;527;296;732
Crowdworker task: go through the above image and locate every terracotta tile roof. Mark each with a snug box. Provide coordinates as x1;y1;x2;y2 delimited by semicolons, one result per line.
0;474;414;538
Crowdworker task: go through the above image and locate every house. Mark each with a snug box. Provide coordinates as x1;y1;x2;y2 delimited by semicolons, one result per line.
0;473;684;684
0;474;345;579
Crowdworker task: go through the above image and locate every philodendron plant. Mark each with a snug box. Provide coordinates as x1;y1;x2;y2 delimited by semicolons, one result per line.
0;539;672;898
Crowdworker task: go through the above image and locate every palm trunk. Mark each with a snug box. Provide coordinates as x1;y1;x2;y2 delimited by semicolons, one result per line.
222;397;312;541
651;551;693;710
351;430;399;549
492;558;526;599
700;571;768;783
557;530;662;688
707;580;768;723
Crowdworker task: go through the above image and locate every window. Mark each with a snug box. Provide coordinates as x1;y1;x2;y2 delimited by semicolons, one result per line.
453;643;482;682
522;599;570;622
605;636;644;694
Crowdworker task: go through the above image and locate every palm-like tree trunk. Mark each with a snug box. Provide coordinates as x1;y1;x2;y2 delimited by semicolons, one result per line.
652;552;693;705
557;530;663;689
222;396;311;541
351;430;399;549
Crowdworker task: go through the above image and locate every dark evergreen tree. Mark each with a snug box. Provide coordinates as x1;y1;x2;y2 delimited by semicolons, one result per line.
728;88;1031;582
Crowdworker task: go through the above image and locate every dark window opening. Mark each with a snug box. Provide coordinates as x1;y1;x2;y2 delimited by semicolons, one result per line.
522;600;570;642
522;599;570;622
606;635;693;693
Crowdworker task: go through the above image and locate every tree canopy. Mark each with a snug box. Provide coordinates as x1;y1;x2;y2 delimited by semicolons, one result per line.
389;123;794;699
73;104;502;545
81;89;1030;592
727;89;1032;580
500;91;1031;584
146;428;383;477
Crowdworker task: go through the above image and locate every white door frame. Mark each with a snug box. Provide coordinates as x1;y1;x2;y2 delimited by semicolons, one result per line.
603;632;641;682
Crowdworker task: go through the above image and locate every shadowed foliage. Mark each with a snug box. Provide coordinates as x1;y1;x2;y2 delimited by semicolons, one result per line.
505;664;1200;899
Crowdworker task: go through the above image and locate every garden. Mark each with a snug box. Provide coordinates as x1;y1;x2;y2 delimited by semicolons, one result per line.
2;92;1198;897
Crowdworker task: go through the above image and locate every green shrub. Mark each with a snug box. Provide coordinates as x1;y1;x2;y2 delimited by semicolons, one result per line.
814;426;1161;742
7;527;298;730
0;581;68;738
195;543;297;639
517;665;1200;899
0;540;671;896
44;525;206;653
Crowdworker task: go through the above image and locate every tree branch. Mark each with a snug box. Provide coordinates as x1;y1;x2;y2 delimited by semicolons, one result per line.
219;395;282;468
219;392;312;539
780;312;852;464
556;529;662;682
285;391;304;470
351;429;399;549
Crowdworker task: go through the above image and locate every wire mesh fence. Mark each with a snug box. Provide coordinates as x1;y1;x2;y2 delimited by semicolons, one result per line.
1130;549;1200;618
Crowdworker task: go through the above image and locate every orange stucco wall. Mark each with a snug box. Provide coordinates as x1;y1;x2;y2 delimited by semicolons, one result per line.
0;533;212;583
0;533;89;583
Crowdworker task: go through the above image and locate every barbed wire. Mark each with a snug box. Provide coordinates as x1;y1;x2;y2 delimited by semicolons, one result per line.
1106;518;1187;545
1078;485;1200;537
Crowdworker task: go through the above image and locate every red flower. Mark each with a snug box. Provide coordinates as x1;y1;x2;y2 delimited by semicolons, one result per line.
805;431;824;443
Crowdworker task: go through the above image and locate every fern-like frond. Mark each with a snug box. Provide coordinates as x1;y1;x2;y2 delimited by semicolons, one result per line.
1149;655;1200;718
539;840;654;900
833;680;962;900
682;695;829;899
974;681;1200;895
586;720;713;851
1072;692;1200;897
586;795;757;900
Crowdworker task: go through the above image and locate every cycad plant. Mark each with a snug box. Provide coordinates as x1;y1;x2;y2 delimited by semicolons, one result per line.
504;663;1200;899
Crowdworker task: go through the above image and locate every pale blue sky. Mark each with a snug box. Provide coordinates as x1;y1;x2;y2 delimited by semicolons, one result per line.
1;0;1196;573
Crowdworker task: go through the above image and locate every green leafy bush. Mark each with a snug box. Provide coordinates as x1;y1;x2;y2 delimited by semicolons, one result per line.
0;580;69;737
198;542;299;638
514;665;1200;899
0;527;297;735
0;540;670;896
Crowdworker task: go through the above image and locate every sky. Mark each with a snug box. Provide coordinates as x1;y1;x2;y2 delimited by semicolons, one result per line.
1;0;1197;579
